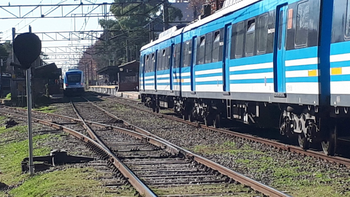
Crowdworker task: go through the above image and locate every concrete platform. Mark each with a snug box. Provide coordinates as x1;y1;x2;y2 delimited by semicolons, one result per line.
89;86;140;100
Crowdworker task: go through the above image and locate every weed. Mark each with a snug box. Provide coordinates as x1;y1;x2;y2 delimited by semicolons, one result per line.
34;106;56;113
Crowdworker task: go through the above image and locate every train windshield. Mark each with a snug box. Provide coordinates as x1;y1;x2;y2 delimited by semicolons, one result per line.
67;74;81;83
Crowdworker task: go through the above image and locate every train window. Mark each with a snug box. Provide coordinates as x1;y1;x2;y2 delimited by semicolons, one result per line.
345;0;350;39
267;10;276;53
197;36;205;65
205;32;213;64
184;40;192;67
164;47;170;70
295;1;309;47
245;19;256;57
257;14;268;54
332;0;347;43
146;54;149;72
212;31;221;62
157;50;162;71
235;22;245;58
174;44;181;68
151;53;155;72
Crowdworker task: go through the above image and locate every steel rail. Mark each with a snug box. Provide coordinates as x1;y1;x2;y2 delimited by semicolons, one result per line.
2;104;289;196
4;104;350;167
80;98;290;197
87;96;350;168
0;107;156;197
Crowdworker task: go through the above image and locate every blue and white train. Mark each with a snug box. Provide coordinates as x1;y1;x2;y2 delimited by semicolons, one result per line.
139;0;348;155
63;69;85;96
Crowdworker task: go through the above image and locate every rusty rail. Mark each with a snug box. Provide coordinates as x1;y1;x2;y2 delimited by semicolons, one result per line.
81;98;290;197
93;97;350;168
0;107;156;197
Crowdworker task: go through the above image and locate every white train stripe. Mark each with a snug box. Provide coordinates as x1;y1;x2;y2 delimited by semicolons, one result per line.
195;68;222;75
195;76;223;82
330;53;350;62
196;85;223;92
157;79;170;83
181;85;191;91
286;83;319;94
331;81;350;94
342;67;350;74
181;72;191;77
285;57;318;67
230;72;273;80
229;62;272;72
156;74;169;78
144;76;154;79
285;70;317;78
230;83;273;93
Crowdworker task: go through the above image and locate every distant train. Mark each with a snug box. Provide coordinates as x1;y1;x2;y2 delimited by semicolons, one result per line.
63;69;85;96
139;0;348;155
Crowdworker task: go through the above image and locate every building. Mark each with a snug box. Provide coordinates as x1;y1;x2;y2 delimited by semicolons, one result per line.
97;60;139;91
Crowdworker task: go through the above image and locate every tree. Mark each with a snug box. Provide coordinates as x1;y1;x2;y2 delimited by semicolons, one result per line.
80;0;183;72
189;0;206;19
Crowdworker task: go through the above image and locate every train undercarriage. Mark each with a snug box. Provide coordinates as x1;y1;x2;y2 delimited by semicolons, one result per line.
141;94;350;156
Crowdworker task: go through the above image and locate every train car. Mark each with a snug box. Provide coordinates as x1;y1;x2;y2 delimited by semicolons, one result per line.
63;69;85;96
139;0;346;155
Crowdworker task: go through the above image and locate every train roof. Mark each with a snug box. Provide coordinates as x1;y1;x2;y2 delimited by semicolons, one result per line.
141;0;261;51
66;69;83;73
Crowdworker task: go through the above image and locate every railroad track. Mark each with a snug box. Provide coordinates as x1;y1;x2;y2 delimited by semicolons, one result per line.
90;94;350;168
0;102;289;197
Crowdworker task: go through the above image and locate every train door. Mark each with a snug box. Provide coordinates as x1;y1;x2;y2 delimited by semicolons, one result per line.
191;36;197;91
142;55;146;90
273;4;287;94
154;50;158;90
170;44;174;90
223;24;232;92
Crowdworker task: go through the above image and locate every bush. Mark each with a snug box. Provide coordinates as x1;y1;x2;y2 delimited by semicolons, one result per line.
5;93;11;99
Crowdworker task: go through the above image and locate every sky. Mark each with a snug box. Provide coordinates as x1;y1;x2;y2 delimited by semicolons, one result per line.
0;0;179;70
0;0;115;68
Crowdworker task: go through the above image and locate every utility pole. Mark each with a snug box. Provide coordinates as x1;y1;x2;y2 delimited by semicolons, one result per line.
0;59;3;97
27;25;34;175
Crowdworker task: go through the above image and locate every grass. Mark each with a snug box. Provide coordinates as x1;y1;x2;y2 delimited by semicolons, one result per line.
0;117;135;196
0;133;52;185
152;183;256;196
0;125;27;135
191;141;350;197
9;168;134;197
33;106;56;113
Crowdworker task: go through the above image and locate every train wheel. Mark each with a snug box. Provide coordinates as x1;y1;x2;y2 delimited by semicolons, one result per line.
321;124;337;156
213;114;221;128
188;112;194;122
298;133;309;150
204;116;212;126
182;113;187;120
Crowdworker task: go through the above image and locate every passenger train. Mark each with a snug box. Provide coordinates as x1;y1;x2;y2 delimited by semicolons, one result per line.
63;69;85;96
139;0;347;155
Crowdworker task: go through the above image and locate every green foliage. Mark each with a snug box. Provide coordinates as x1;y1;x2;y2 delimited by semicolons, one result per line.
34;106;56;113
85;0;184;70
5;93;11;99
